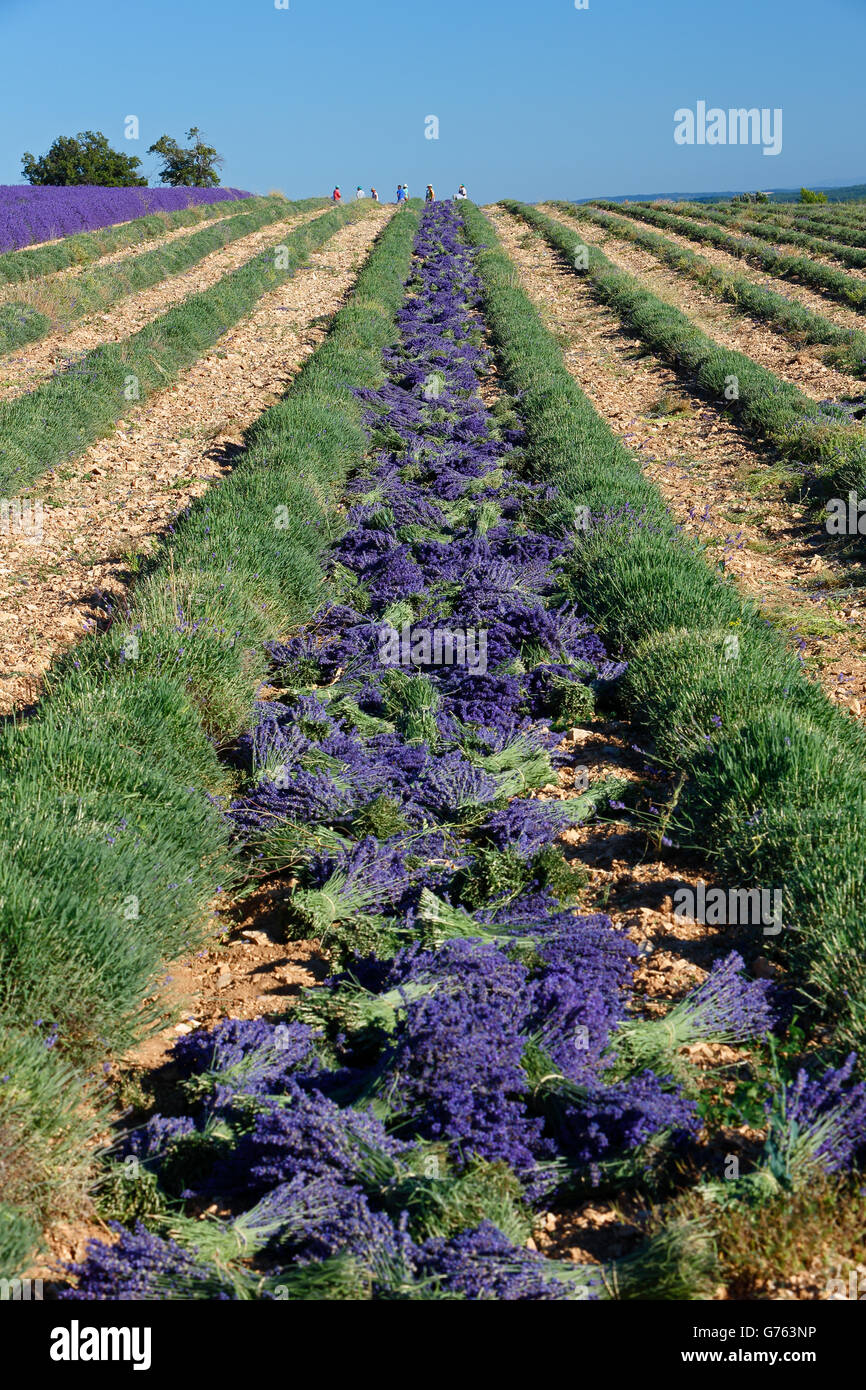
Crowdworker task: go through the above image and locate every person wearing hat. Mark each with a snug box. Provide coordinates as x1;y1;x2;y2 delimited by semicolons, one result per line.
425;184;435;202
455;184;468;200
370;187;379;201
332;186;341;202
355;185;365;199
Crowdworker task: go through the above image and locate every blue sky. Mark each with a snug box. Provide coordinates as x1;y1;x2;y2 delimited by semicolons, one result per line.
1;0;863;202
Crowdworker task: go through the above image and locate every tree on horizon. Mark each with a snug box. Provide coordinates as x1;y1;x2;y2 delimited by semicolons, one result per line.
147;127;223;187
21;130;147;186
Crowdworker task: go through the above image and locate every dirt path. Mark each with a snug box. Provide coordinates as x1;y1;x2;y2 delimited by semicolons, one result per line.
664;208;866;287
0;201;260;305
593;207;866;335
716;214;866;281
0;207;393;714
0;205;332;402
488;205;866;718
32;211;776;1292
543;205;864;403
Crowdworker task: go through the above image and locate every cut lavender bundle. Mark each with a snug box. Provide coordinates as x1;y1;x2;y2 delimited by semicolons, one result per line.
61;1223;236;1301
174;1017;322;1106
700;1053;866;1208
289;836;413;936
479;797;586;857
380;941;547;1172
611;951;776;1081
531;1060;701;1168
419;1221;599;1301
765;1052;866;1179
209;1084;408;1201
59;199;765;1305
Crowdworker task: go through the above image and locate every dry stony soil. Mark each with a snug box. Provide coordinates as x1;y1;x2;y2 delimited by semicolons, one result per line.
11;199;860;1298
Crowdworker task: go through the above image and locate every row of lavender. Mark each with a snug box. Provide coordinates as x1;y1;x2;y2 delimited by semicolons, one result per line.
65;204;866;1300
0;185;251;253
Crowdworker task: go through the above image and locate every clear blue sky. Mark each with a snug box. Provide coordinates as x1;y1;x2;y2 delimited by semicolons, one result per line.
1;0;863;202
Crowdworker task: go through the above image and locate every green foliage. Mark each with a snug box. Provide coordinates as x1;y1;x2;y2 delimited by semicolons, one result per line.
0;196;320;356
0;200;370;493
800;188;828;204
532;844;587;899
455;847;532;910
148;126;223;187
0;203;422;1273
548;672;595;726
353;794;410;840
0;195;320;286
462;199;866;1050
0;302;50;352
0;1026;104;1275
556;201;866;382
22;130;147;186
94;1161;170;1227
616;197;866;292
0;1203;40;1281
454;843;582;911
512;200;866;500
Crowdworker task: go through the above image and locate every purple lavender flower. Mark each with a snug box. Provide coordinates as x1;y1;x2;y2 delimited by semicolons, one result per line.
61;1223;230;1300
383;941;546;1170
420;1221;597;1300
0;185;251;253
215;1085;406;1198
770;1053;866;1175
119;1114;197;1164
546;1071;700;1165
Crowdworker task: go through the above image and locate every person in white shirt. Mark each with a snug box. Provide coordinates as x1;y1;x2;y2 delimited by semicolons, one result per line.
355;186;365;200
455;184;468;200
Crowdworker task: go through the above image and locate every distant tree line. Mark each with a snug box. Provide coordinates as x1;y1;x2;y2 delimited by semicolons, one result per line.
21;128;224;187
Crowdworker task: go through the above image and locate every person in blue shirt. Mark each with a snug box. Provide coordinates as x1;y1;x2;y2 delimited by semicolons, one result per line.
396;184;405;204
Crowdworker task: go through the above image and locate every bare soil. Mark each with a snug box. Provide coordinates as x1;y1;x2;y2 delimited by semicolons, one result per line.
0;207;393;715
488;205;866;720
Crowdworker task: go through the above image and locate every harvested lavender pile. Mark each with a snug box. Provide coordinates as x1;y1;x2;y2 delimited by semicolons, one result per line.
66;203;866;1301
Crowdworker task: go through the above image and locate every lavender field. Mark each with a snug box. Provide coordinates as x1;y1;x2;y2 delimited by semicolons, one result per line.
0;184;251;252
3;188;865;1317
0;7;865;1334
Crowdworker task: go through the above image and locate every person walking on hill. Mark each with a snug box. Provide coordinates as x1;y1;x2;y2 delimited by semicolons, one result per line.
402;183;409;202
455;184;468;200
332;186;341;202
425;184;435;202
356;186;365;200
370;187;379;201
396;184;405;204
